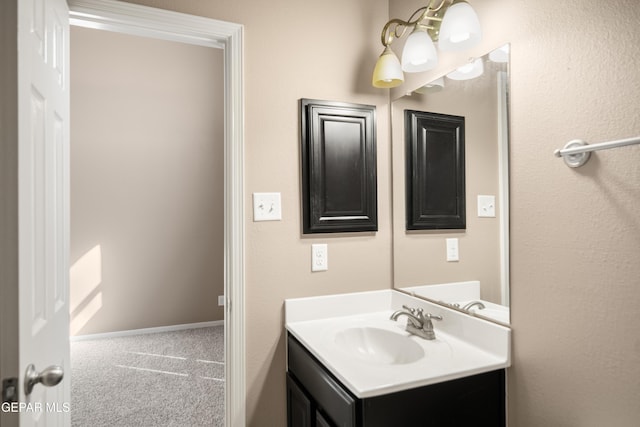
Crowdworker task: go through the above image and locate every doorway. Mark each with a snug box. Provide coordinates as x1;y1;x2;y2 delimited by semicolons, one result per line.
67;1;246;426
68;26;225;336
0;0;243;425
69;24;225;424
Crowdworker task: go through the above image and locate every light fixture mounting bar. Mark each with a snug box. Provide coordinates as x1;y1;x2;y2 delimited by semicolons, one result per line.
380;0;451;46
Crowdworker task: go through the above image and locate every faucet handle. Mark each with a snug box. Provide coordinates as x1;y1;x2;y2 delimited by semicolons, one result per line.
401;305;416;314
400;306;442;322
425;313;443;321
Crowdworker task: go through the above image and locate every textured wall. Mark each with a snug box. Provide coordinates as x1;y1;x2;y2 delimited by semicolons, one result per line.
507;1;640;425
91;0;640;425
390;0;640;425
116;0;393;424
70;27;225;335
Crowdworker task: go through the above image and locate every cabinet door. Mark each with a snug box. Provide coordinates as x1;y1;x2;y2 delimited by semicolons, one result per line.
405;110;466;230
300;99;378;233
288;335;357;426
316;411;333;427
287;374;312;427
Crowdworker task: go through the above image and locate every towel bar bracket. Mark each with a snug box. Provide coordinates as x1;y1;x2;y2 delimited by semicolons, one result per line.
555;139;591;168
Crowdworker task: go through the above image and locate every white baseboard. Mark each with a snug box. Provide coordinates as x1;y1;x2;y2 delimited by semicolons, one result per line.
70;320;224;342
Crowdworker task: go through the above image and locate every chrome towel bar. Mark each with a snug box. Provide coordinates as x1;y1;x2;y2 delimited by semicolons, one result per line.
554;136;640;168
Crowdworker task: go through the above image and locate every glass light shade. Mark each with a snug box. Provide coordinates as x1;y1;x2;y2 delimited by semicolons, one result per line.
414;77;445;94
446;58;484;80
372;47;404;88
401;27;438;72
438;1;482;51
489;44;510;63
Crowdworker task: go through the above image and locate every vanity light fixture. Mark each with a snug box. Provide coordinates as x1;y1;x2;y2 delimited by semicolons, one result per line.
446;57;484;80
372;0;482;88
489;44;510;63
414;76;445;94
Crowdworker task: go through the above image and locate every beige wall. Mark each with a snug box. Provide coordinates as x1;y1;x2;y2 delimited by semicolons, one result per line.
505;2;640;425
389;0;640;425
82;0;640;425
111;1;392;425
392;68;501;303
70;27;225;335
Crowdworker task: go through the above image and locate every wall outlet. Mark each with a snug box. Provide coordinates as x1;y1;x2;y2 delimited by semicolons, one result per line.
311;244;328;272
218;295;225;306
446;238;459;262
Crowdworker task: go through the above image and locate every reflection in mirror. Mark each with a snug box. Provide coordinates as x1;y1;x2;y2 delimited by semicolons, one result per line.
392;44;510;324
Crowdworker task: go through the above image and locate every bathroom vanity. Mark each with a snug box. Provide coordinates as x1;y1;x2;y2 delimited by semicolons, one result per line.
287;333;504;426
285;290;510;427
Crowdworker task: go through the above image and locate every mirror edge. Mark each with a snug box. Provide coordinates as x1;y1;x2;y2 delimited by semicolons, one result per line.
390;43;512;326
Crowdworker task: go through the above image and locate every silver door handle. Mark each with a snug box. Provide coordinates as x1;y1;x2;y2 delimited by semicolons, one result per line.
24;364;63;396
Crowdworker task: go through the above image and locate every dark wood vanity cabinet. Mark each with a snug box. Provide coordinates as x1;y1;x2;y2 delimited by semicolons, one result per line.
286;334;505;427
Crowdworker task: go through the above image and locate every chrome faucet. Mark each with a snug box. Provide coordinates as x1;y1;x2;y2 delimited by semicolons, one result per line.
461;301;486;311
390;305;442;340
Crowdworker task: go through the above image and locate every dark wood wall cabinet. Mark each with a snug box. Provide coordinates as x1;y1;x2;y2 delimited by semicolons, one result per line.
300;99;377;234
286;333;505;427
405;110;466;230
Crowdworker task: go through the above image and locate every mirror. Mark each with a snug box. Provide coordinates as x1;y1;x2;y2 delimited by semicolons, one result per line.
392;44;510;324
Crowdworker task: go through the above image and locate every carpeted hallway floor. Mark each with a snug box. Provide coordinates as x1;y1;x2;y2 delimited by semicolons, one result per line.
70;326;225;426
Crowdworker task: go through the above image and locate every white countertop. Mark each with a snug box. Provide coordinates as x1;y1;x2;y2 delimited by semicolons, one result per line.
285;289;510;398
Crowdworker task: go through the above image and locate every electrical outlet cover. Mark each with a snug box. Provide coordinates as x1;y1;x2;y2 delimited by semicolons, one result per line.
446;238;459;262
311;244;328;272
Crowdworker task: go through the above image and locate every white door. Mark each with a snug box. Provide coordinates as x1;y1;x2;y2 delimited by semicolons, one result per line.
17;0;71;424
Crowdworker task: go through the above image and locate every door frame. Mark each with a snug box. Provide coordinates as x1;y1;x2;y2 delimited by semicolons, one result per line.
68;1;245;426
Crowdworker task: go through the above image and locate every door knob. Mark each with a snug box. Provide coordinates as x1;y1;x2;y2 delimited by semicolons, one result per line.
24;364;63;396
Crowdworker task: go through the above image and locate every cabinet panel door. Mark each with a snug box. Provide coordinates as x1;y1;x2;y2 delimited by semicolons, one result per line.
288;335;356;426
405;110;465;230
287;374;312;427
316;411;334;427
300;99;378;233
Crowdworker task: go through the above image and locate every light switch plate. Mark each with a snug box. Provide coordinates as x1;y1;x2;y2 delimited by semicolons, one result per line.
477;195;496;218
311;244;328;272
253;192;282;221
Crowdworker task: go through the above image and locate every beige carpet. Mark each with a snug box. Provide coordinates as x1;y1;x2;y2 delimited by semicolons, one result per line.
71;326;225;426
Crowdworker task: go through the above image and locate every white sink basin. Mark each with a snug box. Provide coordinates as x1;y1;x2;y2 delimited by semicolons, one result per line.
285;290;511;398
334;327;424;365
